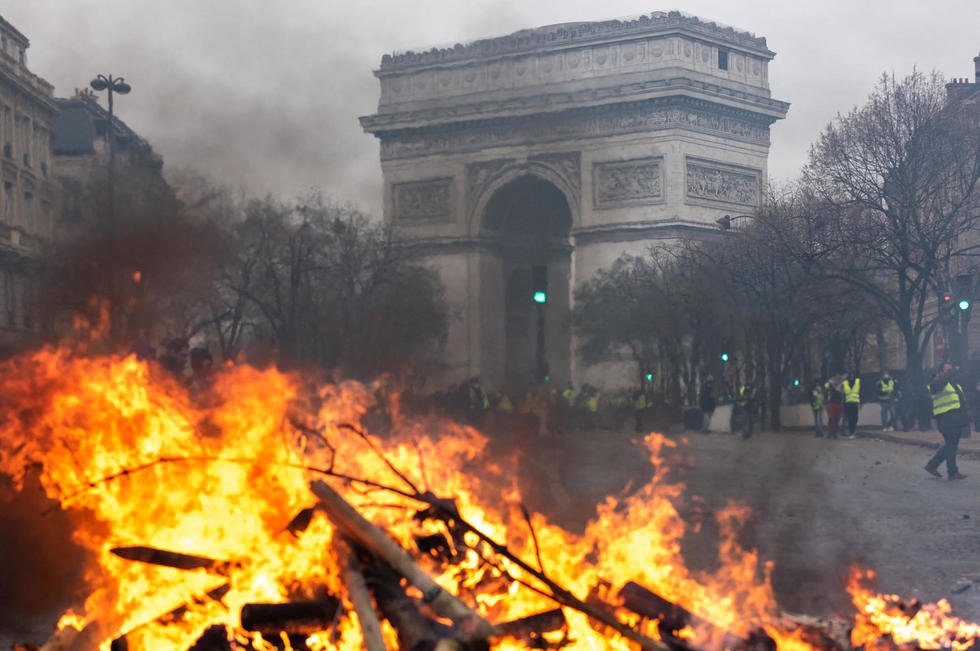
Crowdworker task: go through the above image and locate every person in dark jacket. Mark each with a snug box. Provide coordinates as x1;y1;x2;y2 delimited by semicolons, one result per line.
925;364;969;480
698;378;716;433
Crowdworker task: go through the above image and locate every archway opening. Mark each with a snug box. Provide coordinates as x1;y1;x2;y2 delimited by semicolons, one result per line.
482;175;572;392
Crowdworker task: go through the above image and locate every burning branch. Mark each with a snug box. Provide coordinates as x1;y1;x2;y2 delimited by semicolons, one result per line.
310;478;499;641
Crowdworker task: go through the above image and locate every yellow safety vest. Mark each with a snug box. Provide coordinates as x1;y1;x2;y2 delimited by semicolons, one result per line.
586;395;599;412
877;378;895;399
843;379;861;403
932;382;962;416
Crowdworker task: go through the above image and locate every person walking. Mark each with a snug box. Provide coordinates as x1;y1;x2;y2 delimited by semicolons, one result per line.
810;380;825;437
842;372;861;438
877;371;897;431
925;364;969;480
730;381;757;438
824;373;845;439
699;378;716;433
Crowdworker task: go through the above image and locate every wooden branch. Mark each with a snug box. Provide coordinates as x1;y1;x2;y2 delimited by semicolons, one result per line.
109;546;234;574
334;537;388;651
310;479;499;641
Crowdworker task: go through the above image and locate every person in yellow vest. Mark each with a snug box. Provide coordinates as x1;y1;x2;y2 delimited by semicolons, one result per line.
925;364;969;479
632;386;648;433
876;371;897;432
841;372;861;438
810;379;826;437
730;382;757;438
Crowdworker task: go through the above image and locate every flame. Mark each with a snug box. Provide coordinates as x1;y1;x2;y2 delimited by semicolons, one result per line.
848;567;980;651
0;345;974;650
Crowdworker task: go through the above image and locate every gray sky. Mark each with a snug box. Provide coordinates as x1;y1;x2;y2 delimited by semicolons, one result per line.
5;1;978;216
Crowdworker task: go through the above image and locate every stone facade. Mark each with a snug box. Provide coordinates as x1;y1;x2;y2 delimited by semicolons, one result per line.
362;11;789;390
0;15;58;355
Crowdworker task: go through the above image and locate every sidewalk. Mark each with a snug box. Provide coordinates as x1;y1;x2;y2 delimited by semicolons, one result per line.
855;427;980;458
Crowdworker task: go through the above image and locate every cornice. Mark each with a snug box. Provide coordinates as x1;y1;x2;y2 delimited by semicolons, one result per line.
379;11;772;72
362;75;788;133
374;96;778;160
392;220;723;255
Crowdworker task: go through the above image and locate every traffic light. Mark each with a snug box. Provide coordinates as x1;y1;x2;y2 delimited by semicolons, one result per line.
941;289;956;317
955;273;973;313
793;378;800;387
646;372;653;382
720;353;729;362
532;265;547;304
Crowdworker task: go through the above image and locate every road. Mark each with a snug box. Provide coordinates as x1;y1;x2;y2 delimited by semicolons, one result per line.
4;425;979;645
532;426;980;623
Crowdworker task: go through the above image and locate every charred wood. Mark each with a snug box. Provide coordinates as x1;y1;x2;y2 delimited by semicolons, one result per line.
334;537;389;651
186;625;232;651
496;609;568;648
369;564;474;651
109;546;236;574
310;479;499;641
617;582;775;651
240;599;341;636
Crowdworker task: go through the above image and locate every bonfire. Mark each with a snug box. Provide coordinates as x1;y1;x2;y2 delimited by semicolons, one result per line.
0;343;977;651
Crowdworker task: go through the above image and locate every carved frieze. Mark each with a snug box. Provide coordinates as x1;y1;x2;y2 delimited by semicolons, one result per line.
392;178;454;222
593;157;664;208
464;153;581;223
379;99;770;160
685;158;760;207
465;159;514;218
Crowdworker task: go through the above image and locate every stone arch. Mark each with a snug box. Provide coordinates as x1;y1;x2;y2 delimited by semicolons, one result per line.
467;157;580;239
476;171;573;391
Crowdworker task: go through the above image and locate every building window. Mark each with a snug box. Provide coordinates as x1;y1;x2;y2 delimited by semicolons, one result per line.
4;182;14;226
23;192;33;231
4;271;14;327
718;49;729;70
3;106;11;157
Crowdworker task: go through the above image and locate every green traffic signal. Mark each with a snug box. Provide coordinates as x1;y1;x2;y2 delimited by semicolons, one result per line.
720;353;729;362
533;291;547;303
645;373;653;381
793;379;800;387
959;299;971;310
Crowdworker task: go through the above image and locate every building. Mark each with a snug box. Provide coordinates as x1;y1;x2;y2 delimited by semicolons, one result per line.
361;12;788;390
0;15;58;355
52;88;171;233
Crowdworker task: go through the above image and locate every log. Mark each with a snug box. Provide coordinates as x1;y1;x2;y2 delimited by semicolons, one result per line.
240;600;341;636
496;608;567;644
618;582;776;651
369;563;471;651
109;546;234;574
310;479;499;641
334;537;388;651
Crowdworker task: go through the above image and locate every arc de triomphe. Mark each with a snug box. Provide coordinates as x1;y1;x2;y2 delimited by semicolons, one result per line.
361;11;789;391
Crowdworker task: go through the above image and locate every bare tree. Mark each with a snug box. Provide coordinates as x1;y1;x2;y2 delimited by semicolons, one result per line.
804;70;980;385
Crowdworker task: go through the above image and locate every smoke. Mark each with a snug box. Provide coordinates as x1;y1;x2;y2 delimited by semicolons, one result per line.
0;467;88;627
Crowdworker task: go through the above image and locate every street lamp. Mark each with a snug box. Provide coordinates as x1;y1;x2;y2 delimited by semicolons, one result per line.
89;74;131;341
89;74;131;227
716;214;753;230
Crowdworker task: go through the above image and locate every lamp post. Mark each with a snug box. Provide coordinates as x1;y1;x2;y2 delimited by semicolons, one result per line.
715;214;753;230
89;74;131;341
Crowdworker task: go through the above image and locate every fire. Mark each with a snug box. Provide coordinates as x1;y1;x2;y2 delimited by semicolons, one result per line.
848;567;980;651
0;344;975;650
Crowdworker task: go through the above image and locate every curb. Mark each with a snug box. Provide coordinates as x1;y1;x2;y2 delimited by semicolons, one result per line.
855;431;980;460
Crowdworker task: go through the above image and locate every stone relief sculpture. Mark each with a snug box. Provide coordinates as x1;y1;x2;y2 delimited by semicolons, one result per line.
393;178;453;222
380;101;768;160
594;158;663;207
686;160;759;206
